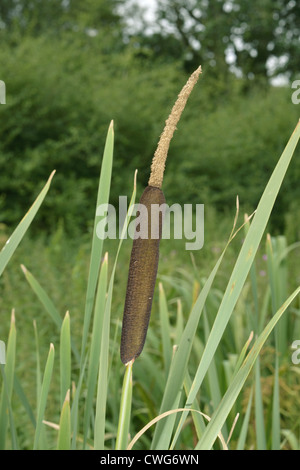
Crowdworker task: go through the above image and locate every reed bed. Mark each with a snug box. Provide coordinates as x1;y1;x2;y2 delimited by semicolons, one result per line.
0;71;300;450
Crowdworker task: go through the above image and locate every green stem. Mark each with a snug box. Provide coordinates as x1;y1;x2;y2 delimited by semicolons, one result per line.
115;362;133;450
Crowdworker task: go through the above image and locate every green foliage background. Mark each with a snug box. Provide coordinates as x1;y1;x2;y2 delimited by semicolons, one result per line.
0;0;300;449
0;2;299;236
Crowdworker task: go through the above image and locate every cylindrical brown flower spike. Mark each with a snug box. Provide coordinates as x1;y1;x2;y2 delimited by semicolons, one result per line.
120;66;202;365
120;186;165;364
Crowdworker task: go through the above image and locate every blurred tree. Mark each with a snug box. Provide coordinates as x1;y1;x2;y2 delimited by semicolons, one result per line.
230;0;300;80
149;0;232;76
66;0;124;33
131;0;299;80
0;0;123;38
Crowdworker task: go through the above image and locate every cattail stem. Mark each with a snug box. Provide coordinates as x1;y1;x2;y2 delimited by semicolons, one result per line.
148;65;202;189
115;361;133;449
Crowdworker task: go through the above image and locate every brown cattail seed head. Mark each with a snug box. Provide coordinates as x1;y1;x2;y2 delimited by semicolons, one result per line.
120;186;165;364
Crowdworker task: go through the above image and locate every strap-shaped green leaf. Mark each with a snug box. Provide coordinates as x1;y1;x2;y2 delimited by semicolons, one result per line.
0;171;55;277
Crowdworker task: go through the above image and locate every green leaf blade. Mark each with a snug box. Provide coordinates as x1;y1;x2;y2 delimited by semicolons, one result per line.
0;171;55;277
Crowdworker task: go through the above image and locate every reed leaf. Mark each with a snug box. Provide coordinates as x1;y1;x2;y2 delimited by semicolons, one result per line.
254;356;266;449
57;390;71;450
0;171;55;277
21;265;80;362
33;343;55;450
196;285;300;450
0;311;17;449
158;282;172;378
115;362;133;450
151;200;243;449
21;264;62;329
0;342;5;365
33;320;48;449
83;253;108;447
81;121;114;364
171;120;300;448
60;312;71;409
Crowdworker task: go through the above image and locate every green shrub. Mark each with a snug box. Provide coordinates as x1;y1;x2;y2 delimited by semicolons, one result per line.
1;34;299;237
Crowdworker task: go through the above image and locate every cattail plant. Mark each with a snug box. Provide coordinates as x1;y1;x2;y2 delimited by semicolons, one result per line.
120;66;202;366
116;66;202;449
0;83;299;451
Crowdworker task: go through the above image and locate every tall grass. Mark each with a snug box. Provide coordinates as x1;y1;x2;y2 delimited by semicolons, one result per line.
0;120;299;450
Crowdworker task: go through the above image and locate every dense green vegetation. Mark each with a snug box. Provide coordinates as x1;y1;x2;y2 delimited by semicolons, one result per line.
0;0;300;451
0;122;299;450
0;0;299;235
